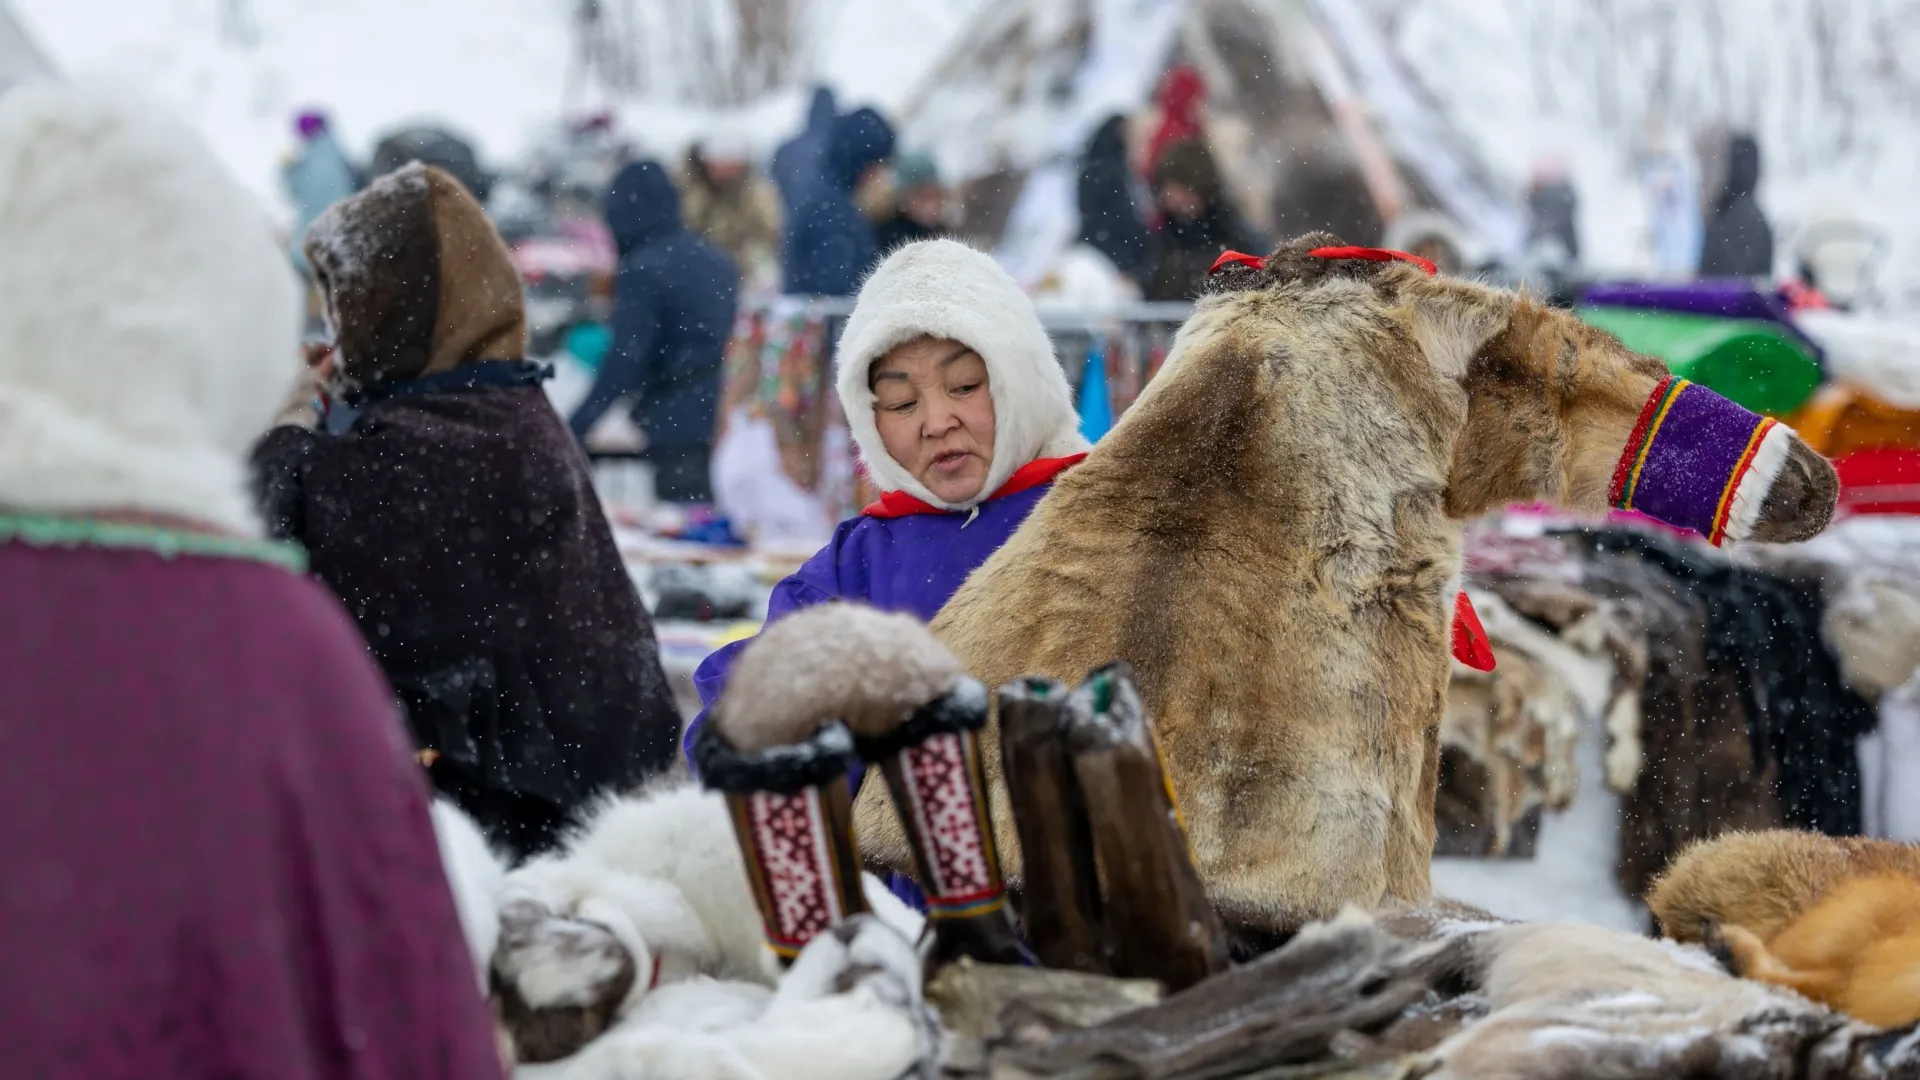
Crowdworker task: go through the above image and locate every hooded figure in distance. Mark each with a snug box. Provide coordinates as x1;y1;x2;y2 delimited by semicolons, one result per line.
254;163;683;859
782;105;896;296
1699;133;1774;278
570;160;740;502
771;85;837;215
0;83;501;1079
1077;114;1152;286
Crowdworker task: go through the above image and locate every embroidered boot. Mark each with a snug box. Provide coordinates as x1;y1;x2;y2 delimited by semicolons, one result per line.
856;676;1029;969
693;721;869;966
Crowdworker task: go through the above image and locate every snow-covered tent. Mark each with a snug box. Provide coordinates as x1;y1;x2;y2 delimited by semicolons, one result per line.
892;0;1526;286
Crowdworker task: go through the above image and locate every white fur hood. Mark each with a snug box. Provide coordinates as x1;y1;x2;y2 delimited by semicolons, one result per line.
0;82;301;535
835;239;1088;510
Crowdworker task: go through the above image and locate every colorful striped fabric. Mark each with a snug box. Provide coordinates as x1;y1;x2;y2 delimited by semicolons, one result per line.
1610;376;1784;546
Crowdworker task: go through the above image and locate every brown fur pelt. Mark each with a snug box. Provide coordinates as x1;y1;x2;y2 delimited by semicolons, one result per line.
1648;830;1920;946
1434;591;1603;859
1649;831;1920;1030
1576;554;1791;899
851;232;1838;933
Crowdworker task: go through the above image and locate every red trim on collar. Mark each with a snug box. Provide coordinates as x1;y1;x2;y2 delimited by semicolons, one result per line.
861;453;1089;519
646;951;662;992
1452;591;1496;671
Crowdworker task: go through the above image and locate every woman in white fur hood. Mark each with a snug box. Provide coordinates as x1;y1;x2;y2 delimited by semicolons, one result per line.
687;238;1087;903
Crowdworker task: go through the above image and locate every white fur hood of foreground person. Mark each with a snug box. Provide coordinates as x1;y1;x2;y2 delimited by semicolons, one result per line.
835;239;1090;511
0;81;300;535
430;784;934;1080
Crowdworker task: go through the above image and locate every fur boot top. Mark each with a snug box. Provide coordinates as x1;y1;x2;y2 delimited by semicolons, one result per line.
710;603;968;752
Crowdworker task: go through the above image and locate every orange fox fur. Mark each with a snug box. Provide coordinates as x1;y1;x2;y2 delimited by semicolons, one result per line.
1649;830;1920;1028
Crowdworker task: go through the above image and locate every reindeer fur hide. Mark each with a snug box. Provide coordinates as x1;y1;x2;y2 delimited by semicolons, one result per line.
852;233;1839;932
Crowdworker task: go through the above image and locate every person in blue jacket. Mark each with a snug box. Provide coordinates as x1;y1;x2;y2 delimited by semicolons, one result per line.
570;160;740;502
688;239;1091;902
771;85;837;214
782;106;896;296
281;109;359;274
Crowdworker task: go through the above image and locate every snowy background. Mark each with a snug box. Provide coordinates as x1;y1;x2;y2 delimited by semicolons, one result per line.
14;0;1918;308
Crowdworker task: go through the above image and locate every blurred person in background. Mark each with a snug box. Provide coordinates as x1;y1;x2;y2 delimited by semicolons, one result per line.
772;84;837;214
281;107;359;274
1699;132;1774;278
255;162;683;860
1076;115;1152;287
0;83;501;1078
1638;114;1703;279
1142;64;1206;180
680;133;783;292
1525;157;1580;266
571;160;740;502
782;105;896;296
1144;138;1261;301
874;149;946;252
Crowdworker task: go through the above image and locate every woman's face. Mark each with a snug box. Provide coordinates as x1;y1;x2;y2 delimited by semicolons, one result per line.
871;336;995;504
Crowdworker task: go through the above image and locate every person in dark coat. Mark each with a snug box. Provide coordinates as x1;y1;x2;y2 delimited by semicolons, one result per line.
1526;167;1581;264
254;162;683;860
782;106;896;296
1077;114;1152;286
1699;133;1774;278
1144;137;1262;301
771;84;837;213
0;83;503;1079
569;160;741;502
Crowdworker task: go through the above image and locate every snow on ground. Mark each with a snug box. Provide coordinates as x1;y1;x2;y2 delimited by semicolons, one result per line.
1430;664;1646;933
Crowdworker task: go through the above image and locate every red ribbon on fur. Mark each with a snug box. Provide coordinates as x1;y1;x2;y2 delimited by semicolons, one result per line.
1452;592;1495;671
1209;250;1267;274
1308;245;1439;276
1209;247;1440;278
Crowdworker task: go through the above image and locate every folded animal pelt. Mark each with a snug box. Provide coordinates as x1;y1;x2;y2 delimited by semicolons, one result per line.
1745;515;1920;700
1429;920;1919;1079
1649;831;1920;1032
1575;528;1876;839
433;782;935;1076
1436;591;1608;857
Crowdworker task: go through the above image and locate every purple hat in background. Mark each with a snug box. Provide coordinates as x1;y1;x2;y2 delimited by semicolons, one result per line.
294;110;328;139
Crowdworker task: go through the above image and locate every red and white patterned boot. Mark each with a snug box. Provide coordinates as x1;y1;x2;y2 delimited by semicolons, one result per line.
856;676;1030;969
693;721;869;965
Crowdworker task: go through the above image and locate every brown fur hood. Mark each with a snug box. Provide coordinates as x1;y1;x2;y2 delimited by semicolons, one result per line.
305;163;528;394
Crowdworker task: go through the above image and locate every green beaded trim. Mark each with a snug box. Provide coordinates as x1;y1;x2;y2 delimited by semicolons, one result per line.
0;513;307;573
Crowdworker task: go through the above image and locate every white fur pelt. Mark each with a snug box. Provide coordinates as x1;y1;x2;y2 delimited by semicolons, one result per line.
0;81;301;534
494;782;931;1078
834;239;1090;510
429;800;509;990
1429;922;1863;1079
517;916;931;1080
